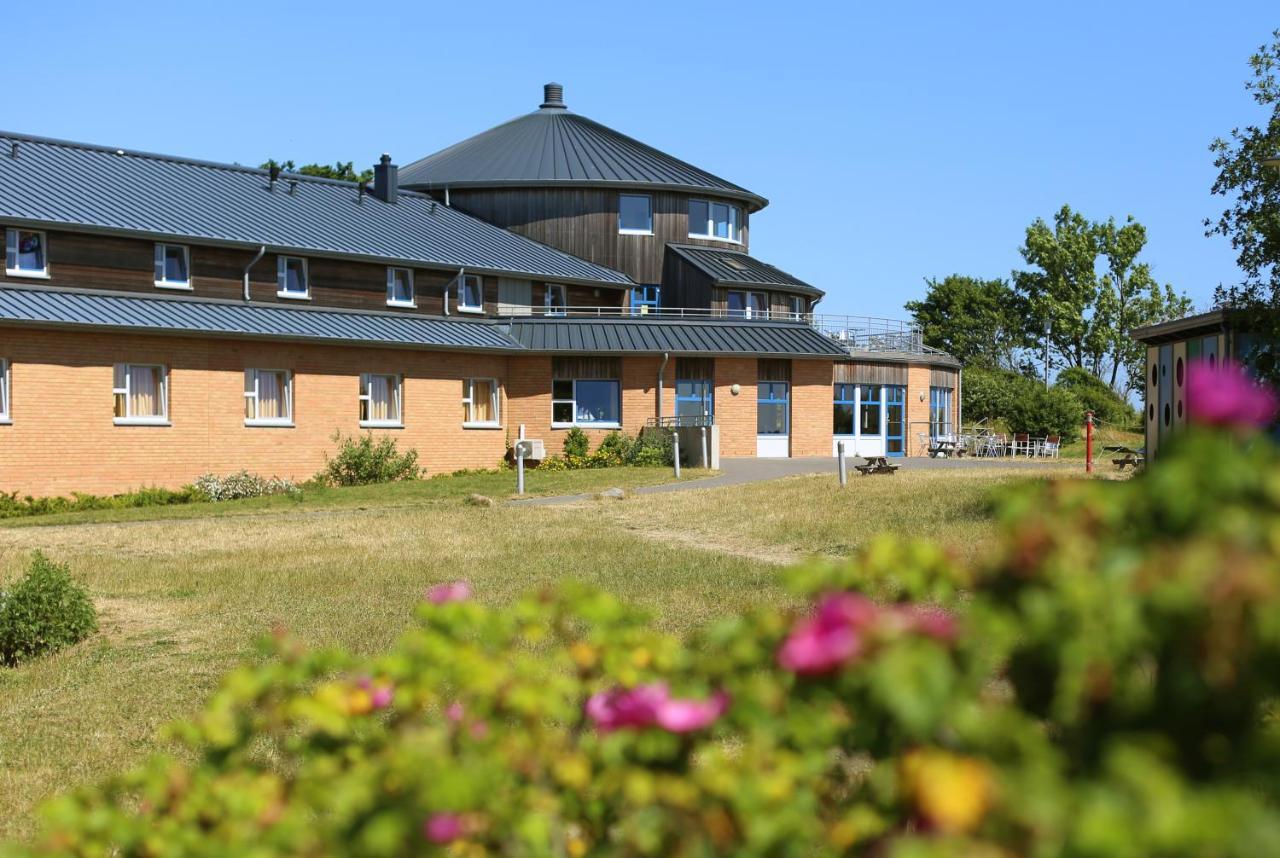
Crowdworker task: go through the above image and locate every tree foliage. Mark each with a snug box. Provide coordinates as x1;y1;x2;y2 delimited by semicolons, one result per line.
961;366;1082;438
1053;366;1139;428
259;159;374;184
904;276;1028;370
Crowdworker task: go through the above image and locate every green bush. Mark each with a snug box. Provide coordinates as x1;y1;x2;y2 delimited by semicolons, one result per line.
191;471;300;502
963;366;1083;438
317;432;421;486
20;425;1280;855
1053;366;1139;429
0;486;200;519
0;552;97;667
562;427;591;459
627;427;673;467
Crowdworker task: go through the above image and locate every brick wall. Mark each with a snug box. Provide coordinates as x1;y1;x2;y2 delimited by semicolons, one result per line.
906;365;932;457
791;360;834;457
714;358;758;457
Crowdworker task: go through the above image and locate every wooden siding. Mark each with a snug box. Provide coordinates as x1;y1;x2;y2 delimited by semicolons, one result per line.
929;367;959;388
443;188;749;285
758;358;792;382
0;229;622;318
662;250;716;308
552;356;622;379
834;361;909;385
711;286;811;316
675;357;715;379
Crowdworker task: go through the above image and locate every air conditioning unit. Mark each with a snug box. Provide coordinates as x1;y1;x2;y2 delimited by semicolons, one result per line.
512;439;545;460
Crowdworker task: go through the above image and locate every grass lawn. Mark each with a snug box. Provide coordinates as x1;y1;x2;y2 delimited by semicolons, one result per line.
0;461;1074;842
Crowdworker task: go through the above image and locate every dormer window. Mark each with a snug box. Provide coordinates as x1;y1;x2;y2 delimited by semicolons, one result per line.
387;267;415;306
688;200;741;243
618;194;652;234
277;256;309;299
545;284;567;316
154;244;191;289
5;228;48;278
457;274;484;313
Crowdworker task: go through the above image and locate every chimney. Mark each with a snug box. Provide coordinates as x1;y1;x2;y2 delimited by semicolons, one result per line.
540;82;566;110
268;163;280;192
373;153;398;203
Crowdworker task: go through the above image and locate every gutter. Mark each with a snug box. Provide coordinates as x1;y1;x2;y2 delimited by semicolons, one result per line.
242;245;266;301
657;352;669;421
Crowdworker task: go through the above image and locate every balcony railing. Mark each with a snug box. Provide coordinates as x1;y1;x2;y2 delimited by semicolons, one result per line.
493;305;948;357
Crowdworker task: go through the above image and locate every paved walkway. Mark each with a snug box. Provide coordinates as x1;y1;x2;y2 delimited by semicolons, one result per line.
511;455;1059;506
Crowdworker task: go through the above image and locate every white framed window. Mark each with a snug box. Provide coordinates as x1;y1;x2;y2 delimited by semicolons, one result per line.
387;267;415;307
5;228;49;278
786;295;805;320
462;378;500;427
0;359;9;424
359;372;402;427
618;194;653;234
545;283;567;316
727;290;768;319
688;199;742;243
277;256;309;299
153;243;191;289
244;369;293;426
113;363;169;425
552;379;621;428
457;274;484;313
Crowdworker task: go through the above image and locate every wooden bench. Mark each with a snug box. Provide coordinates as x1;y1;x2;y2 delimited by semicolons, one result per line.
1104;445;1145;471
854;456;901;476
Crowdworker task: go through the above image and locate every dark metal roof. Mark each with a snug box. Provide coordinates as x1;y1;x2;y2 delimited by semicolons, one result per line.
0;286;521;352
400;84;768;212
0;131;631;288
841;350;962;368
505;317;849;358
1132;310;1229;344
666;245;823;297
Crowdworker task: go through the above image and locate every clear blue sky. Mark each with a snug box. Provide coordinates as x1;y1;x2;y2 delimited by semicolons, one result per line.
11;1;1275;320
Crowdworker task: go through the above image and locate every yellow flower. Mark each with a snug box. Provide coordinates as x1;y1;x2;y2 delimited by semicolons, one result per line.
900;749;994;834
569;641;597;671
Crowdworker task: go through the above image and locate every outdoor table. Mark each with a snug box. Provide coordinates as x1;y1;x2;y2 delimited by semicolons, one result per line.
854;456;900;475
928;440;959;458
1104;445;1146;470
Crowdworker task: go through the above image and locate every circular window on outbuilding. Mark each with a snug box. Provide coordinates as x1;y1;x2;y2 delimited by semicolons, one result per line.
1176;356;1184;387
1164;403;1171;427
1148;403;1155;422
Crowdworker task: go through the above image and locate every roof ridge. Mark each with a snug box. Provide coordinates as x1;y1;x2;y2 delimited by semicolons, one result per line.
0;129;428;196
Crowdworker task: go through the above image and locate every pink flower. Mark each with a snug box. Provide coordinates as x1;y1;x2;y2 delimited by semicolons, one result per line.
586;683;728;733
1187;359;1277;428
893;605;958;642
427;581;472;605
777;593;876;675
356;677;395;710
445;701;465;723
423;812;464;844
654;690;731;733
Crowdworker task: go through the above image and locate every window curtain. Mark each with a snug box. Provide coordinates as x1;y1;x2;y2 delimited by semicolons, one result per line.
472;380;494;422
130;366;159;417
259;372;284;419
368;375;393;421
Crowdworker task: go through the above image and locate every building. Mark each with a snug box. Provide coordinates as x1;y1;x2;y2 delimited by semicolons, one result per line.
0;84;959;497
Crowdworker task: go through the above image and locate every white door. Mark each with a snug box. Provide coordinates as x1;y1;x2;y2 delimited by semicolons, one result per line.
497;278;532;316
756;381;790;457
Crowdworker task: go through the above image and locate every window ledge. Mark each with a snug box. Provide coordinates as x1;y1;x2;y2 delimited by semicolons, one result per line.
386;300;417;309
276;291;311;301
553;422;622;430
456;306;485;315
155;281;194;291
114;418;171;427
0;418;11;425
463;421;503;430
686;234;742;245
5;270;51;279
359;421;404;429
245;420;295;428
618;229;654;236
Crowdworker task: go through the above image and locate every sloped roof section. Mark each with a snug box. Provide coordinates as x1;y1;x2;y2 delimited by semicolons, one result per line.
505;317;849;358
0;131;631;288
0;286;522;351
400;84;768;212
666;245;823;298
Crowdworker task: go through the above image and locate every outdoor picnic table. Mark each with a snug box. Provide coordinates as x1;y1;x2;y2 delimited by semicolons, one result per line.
1104;445;1146;470
928;439;960;458
854;455;900;476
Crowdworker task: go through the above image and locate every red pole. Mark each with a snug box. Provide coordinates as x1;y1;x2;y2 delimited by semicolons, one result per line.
1085;411;1094;474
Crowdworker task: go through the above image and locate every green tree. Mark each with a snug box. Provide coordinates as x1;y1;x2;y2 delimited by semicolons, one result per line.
260;159;374;184
1207;30;1280;380
904;275;1029;369
1014;205;1188;395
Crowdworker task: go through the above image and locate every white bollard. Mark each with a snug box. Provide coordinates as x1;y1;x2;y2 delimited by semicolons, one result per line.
700;426;708;469
672;431;681;479
837;441;847;487
517;424;527;495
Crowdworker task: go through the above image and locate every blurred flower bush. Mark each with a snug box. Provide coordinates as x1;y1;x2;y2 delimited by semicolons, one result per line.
13;386;1280;855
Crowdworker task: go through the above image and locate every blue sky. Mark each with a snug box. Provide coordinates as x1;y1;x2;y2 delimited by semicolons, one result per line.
11;1;1274;320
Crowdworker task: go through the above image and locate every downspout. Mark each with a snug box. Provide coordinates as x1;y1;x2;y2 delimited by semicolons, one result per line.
657;352;670;423
445;267;463;316
243;245;266;302
956;365;963;437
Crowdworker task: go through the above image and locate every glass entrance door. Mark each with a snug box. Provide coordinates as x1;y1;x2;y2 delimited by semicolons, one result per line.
885;385;905;456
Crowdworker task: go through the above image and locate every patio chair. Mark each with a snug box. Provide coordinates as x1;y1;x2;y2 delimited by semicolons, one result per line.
916;432;930;457
1041;435;1061;459
1012;433;1031;457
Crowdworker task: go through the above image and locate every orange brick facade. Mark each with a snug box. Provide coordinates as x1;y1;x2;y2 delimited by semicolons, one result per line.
0;327;956;496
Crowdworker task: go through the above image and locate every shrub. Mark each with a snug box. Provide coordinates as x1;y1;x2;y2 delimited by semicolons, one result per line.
22;422;1280;855
0;552;97;667
963;366;1083;438
191;471;300;502
627;427;673;466
0;486;199;519
1053;366;1139;428
562;427;591;459
317;432;421;486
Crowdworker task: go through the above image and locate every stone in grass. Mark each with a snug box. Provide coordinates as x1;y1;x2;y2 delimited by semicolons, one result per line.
596;487;626;501
465;493;495;507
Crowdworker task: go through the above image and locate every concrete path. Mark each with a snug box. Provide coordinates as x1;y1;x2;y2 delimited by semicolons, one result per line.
511;455;1060;507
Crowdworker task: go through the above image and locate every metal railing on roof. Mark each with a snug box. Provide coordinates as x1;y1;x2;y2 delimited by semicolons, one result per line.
492;305;946;357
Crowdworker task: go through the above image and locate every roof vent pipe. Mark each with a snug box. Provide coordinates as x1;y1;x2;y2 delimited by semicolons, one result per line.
540;82;566;109
373;154;398;203
8;142;16;159
268;163;280;192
